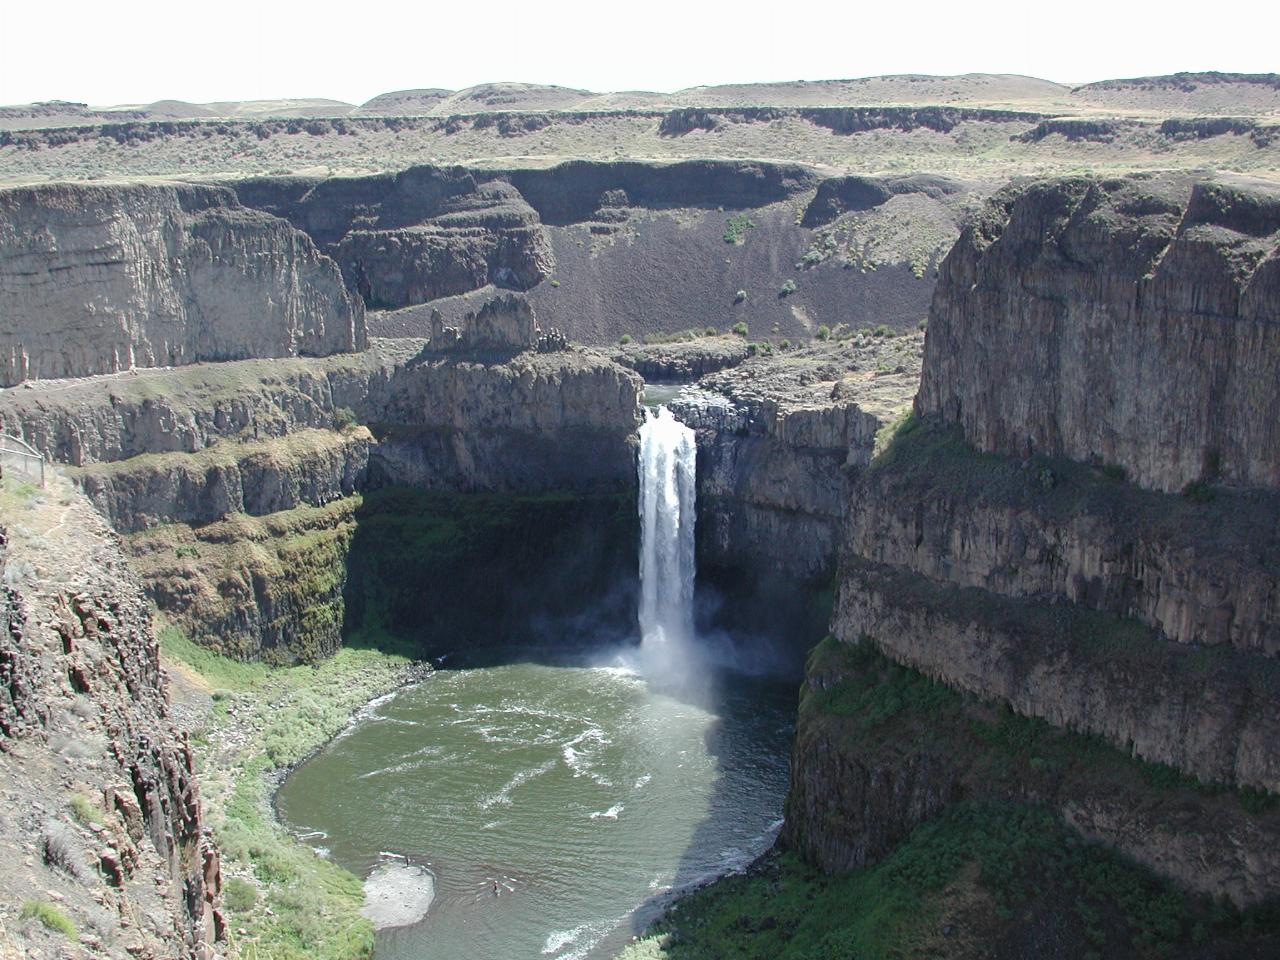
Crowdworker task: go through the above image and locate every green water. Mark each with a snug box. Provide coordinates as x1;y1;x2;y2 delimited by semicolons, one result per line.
276;647;795;960
641;383;687;409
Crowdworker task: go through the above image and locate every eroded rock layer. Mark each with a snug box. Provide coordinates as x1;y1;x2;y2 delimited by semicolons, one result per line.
918;173;1280;493
785;173;1280;915
0;312;641;661
0;479;221;957
0;181;366;386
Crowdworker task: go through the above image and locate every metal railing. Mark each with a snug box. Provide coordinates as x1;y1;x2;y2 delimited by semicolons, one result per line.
0;434;44;487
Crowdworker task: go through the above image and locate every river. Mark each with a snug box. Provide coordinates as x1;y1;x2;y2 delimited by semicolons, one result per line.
276;646;796;960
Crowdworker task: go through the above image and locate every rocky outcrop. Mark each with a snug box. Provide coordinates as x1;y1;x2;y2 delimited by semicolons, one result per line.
0;338;641;493
0;480;221;957
917;173;1280;493
669;337;922;581
833;559;1280;793
0;181;365;386
784;639;1280;908
0;334;639;661
501;159;818;225
232;166;553;309
612;336;751;382
784;173;1280;924
847;425;1280;655
800;173;967;228
70;427;372;534
127;499;358;663
428;293;558;354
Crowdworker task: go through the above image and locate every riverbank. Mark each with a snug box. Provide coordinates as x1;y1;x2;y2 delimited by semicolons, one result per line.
160;624;428;960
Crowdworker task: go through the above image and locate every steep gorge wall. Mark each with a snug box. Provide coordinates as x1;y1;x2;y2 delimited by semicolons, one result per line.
0;181;366;386
231;161;971;345
787;173;1280;912
0;481;221;957
917;173;1280;493
0;328;641;661
669;337;922;585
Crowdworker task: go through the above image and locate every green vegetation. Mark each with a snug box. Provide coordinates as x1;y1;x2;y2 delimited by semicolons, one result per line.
332;406;358;432
734;289;747;304
778;279;797;296
160;623;416;960
619;333;634;345
723;213;756;244
68;792;103;828
20;900;77;940
223;877;258;912
815;324;831;340
804;633;1279;815
640;328;724;345
872;324;895;337
731;321;748;337
1183;479;1215;503
627;637;1280;959
128;498;360;664
622;798;1278;960
871;408;917;459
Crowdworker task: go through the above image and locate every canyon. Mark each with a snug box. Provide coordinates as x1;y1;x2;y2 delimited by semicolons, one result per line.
1;70;1279;960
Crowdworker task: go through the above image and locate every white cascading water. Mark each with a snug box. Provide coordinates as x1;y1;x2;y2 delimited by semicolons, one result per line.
637;406;697;656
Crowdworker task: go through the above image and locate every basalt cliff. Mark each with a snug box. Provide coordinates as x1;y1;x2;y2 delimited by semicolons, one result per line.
0;479;221;959
0;182;364;386
781;173;1280;951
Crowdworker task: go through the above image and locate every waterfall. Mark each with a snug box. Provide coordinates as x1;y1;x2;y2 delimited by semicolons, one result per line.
637;406;697;653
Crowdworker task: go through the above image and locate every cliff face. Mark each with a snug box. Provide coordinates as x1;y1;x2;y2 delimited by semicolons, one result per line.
669;336;922;582
69;427;372;534
0;478;221;957
785;173;1280;915
917;174;1280;493
232;161;965;346
846;428;1280;656
0;318;641;661
0;181;366;386
232;167;553;309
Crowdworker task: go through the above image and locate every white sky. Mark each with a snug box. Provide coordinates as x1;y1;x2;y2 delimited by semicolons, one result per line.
0;0;1275;107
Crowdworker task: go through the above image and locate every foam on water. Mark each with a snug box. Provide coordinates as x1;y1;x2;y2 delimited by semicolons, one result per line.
479;759;558;810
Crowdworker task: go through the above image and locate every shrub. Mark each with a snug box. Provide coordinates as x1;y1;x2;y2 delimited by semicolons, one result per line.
21;900;76;939
1182;480;1215;503
224;876;258;912
332;407;358;432
779;279;798;296
69;793;102;827
1101;464;1127;482
816;325;831;341
619;334;633;346
549;279;561;287
723;213;756;244
731;321;749;337
734;289;747;304
872;325;895;338
780;339;792;350
704;326;717;336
